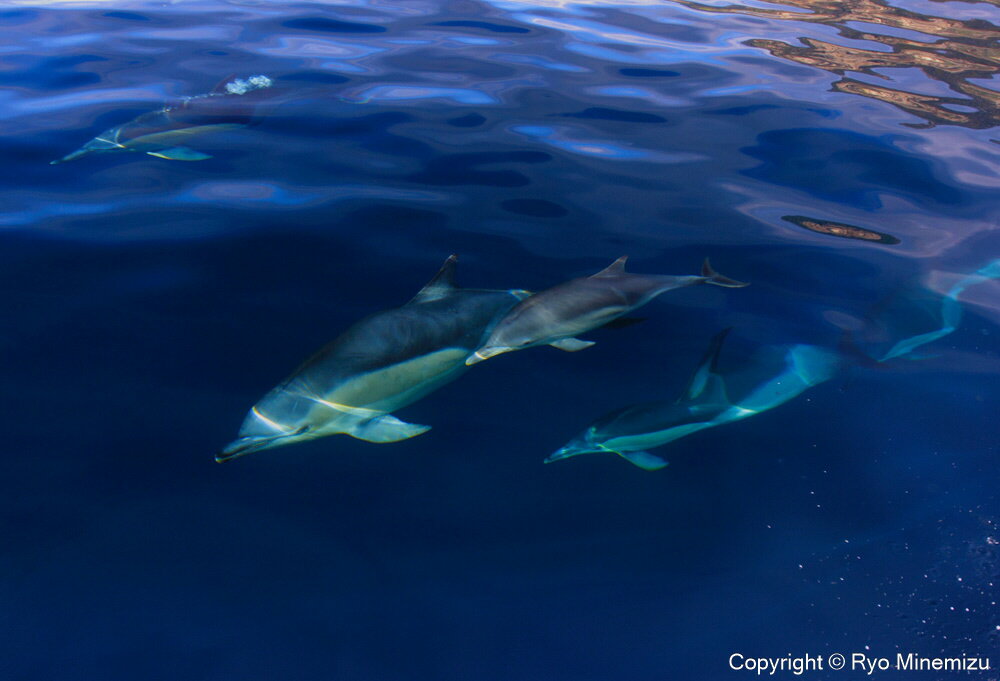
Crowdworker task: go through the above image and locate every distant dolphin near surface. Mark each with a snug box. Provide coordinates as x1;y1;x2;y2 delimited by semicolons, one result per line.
876;259;1000;362
218;256;529;462
546;329;841;470
51;75;273;164
466;256;748;365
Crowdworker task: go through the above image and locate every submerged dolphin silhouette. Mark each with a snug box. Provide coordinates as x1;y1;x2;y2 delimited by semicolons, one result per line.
466;256;747;365
877;259;1000;362
51;75;273;164
546;329;841;470
218;256;528;462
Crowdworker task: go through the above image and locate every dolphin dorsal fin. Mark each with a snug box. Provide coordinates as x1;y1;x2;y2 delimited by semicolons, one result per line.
591;256;629;278
684;328;732;403
411;254;459;303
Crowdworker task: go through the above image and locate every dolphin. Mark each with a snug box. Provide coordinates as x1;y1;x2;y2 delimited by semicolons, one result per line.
466;256;748;365
51;75;273;164
218;255;529;462
876;258;1000;362
546;329;841;470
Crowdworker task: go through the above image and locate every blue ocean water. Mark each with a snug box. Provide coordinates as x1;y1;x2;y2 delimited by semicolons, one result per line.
2;0;999;679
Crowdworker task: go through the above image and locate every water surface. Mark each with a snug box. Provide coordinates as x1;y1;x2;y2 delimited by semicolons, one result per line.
2;1;999;679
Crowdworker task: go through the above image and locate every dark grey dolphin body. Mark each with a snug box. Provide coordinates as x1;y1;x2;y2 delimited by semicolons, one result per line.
547;330;841;470
466;256;748;364
219;256;528;462
52;75;273;164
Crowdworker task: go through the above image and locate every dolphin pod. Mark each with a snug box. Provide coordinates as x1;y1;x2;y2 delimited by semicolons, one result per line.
51;75;273;164
220;255;997;465
218;256;528;462
466;256;748;365
547;258;1000;470
219;254;747;461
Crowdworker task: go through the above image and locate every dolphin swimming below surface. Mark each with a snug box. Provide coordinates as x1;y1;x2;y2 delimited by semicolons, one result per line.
546;257;1000;471
466;256;748;365
875;258;1000;362
218;256;528;462
546;329;841;470
51;75;273;164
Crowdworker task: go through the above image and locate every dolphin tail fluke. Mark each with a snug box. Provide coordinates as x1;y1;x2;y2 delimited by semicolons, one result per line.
701;258;749;288
617;450;669;471
350;414;431;443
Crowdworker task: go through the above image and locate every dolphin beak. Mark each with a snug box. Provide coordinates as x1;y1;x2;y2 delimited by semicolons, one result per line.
217;425;312;462
50;148;89;165
216;437;268;463
465;346;510;366
544;445;587;464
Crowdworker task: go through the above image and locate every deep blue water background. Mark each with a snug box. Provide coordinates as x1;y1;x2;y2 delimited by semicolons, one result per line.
2;1;1000;679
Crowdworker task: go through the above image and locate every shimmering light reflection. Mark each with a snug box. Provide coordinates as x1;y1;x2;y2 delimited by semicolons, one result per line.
346;85;498;104
511;124;705;162
181;181;302;205
515;14;698;48
495;53;588;71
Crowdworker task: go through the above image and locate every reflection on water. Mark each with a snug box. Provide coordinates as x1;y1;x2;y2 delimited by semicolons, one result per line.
672;0;1000;128
3;1;1000;678
782;214;901;243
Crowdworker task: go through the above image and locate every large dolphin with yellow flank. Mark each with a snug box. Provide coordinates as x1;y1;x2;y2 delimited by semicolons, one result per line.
218;256;528;462
466;256;748;365
51;75;273;164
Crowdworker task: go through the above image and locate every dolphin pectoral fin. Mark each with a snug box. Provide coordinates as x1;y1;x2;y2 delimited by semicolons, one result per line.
616;450;669;471
146;146;212;161
550;338;596;352
350;414;431;443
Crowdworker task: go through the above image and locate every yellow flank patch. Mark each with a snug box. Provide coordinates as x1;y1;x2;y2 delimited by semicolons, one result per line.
316;348;469;412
